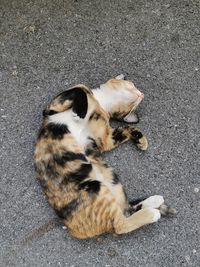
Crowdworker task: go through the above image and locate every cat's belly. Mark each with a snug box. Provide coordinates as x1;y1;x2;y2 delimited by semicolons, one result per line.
92;164;127;210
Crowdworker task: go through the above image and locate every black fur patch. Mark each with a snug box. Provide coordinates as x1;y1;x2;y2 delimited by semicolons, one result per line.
63;163;93;184
43;109;59;116
89;112;101;121
85;138;101;157
129;197;147;207
47;123;69;139
54;152;87;166
112;112;123;120
85;148;95;156
112;128;127;145
45;162;59;179
55;199;79;219
38;123;69;140
79;180;101;194
72;88;88;119
55;88;77;104
57;88;88;119
39;123;69;140
131;130;143;143
57;89;76;103
112;173;120;184
134;204;142;212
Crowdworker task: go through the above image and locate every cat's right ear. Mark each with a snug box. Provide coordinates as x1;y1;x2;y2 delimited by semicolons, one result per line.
115;74;126;80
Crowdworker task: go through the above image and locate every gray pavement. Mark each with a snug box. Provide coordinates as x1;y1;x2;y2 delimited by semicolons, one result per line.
0;0;199;266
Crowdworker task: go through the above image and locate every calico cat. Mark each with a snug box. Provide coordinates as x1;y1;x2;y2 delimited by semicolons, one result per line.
34;75;175;239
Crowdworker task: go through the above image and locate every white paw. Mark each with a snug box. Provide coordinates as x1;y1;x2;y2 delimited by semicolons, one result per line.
137;136;148;151
141;208;161;224
142;195;164;209
150;208;161;222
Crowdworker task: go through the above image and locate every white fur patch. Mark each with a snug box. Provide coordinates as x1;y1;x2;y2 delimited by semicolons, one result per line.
92;165;114;191
93;87;133;113
150;208;161;222
49;110;90;148
141;195;164;209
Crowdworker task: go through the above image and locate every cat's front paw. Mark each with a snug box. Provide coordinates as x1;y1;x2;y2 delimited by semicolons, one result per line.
131;129;148;150
137;135;148;150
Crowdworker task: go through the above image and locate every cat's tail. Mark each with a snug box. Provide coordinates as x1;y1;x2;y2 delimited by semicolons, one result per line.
159;204;177;216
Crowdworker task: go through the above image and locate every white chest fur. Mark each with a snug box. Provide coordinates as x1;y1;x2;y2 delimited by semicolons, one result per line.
93;86;132;113
49;110;90;148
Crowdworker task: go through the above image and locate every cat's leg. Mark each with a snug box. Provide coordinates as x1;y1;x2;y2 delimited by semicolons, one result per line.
114;207;161;234
129;195;176;216
130;195;164;209
102;126;148;152
129;195;164;212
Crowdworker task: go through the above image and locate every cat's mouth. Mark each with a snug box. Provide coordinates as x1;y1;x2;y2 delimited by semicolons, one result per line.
132;92;144;110
122;93;144;123
128;92;144;113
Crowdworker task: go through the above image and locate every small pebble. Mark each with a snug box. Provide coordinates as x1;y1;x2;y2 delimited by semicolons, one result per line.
11;70;18;76
62;226;67;230
193;249;196;254
24;25;36;34
107;248;117;258
194;188;199;193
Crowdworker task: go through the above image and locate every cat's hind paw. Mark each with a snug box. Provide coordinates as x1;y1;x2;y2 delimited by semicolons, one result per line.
141;195;164;209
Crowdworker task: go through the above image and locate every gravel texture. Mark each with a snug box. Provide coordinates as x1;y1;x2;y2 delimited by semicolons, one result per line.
0;0;199;266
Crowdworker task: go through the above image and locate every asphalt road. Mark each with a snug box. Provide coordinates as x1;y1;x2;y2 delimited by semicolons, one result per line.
0;0;199;266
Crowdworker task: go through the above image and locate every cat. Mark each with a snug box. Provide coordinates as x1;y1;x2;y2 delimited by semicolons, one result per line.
34;75;175;239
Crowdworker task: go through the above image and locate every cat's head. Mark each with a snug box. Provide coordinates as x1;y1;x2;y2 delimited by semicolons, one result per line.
93;75;144;123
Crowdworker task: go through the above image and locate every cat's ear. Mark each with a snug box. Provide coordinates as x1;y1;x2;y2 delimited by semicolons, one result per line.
123;111;139;123
115;74;126;80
